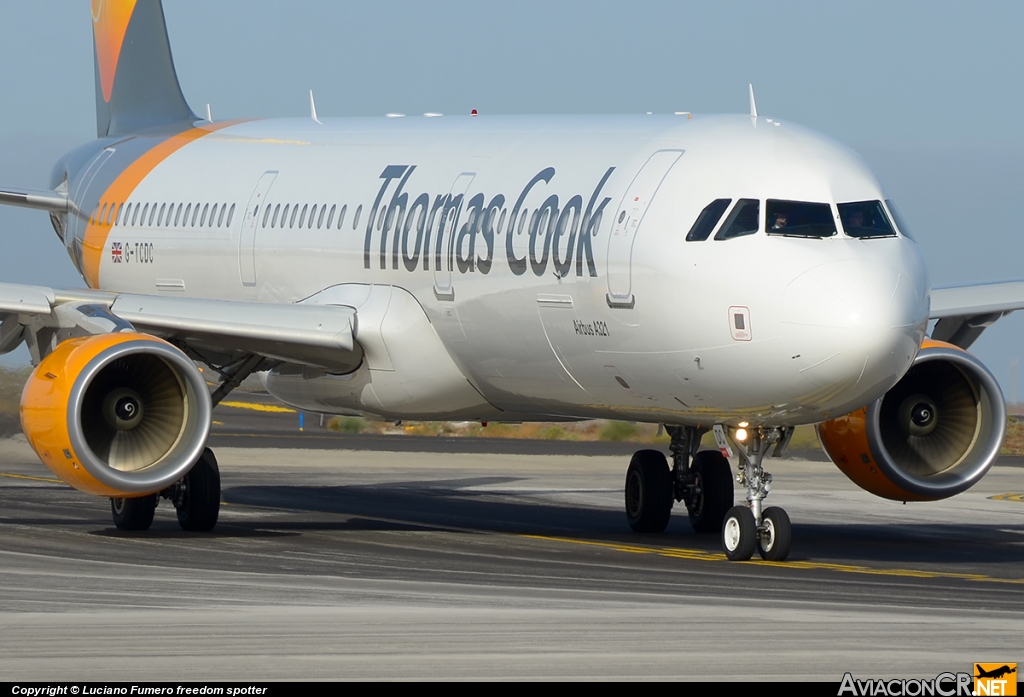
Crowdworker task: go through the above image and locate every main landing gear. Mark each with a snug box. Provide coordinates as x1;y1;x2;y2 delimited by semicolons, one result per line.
622;424;794;562
110;447;221;532
624;426;733;535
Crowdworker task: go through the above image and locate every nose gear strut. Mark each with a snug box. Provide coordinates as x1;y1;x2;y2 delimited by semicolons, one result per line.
722;425;794;561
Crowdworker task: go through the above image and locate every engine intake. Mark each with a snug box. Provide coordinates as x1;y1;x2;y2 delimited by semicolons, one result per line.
21;333;211;497
818;340;1006;501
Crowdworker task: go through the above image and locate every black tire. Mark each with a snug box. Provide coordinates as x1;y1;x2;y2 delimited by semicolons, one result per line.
111;494;157;531
624;449;673;533
722;505;756;561
757;507;792;561
175;448;221;532
687;450;735;533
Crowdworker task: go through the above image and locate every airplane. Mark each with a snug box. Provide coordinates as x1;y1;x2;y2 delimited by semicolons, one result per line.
975;666;1017;680
1;0;1022;562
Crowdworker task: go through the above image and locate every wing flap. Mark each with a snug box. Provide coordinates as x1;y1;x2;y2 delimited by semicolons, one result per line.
0;281;361;372
0;282;57;315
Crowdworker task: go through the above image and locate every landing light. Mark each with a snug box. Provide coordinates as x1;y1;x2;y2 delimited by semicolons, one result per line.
735;428;749;442
738;421;749;428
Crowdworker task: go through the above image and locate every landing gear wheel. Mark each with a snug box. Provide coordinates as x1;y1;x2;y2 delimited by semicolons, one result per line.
175;448;221;532
111;494;157;531
687;450;734;533
624;449;673;533
757;507;792;561
722;505;756;561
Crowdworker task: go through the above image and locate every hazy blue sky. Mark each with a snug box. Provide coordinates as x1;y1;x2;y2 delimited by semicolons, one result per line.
0;1;1022;398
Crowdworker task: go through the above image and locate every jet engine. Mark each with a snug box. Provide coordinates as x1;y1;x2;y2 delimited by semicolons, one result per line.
20;333;211;497
817;340;1006;501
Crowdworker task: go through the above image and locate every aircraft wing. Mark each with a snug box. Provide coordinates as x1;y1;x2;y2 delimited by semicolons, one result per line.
930;280;1024;348
0;186;69;213
0;282;360;374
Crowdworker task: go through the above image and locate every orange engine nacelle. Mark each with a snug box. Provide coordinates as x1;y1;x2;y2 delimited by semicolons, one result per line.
20;333;212;498
817;340;1006;501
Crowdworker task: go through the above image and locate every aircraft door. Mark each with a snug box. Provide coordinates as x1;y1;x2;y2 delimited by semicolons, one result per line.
432;173;475;301
605;149;684;308
238;170;277;286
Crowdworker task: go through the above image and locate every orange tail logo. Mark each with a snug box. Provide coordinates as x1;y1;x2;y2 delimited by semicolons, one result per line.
92;0;138;103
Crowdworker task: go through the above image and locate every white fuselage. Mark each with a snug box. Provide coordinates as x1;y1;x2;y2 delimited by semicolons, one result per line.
75;113;930;426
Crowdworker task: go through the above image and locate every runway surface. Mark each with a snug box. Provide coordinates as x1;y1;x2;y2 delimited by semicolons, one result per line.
0;396;1022;680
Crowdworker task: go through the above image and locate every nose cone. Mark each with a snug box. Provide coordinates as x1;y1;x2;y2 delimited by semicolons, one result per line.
781;243;928;413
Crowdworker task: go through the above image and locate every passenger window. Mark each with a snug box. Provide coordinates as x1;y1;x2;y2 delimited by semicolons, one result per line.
218;204;227;227
309;204;318;229
191;203;200;227
226;204;236;227
766;200;836;238
140;203;149;226
114;203;124;226
200;203;209;227
339;204;347;230
271;204;281;228
837;200;896;239
298;204;309;229
174;203;183;227
715;199;760;240
353;205;362;229
289;204;299;228
317;204;326;229
326;204;336;229
157;203;167;227
183;204;192;226
98;203;108;226
262;204;272;228
210;203;219;227
686;199;731;241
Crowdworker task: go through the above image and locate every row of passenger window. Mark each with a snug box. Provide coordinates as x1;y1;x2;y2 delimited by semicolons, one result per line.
91;201;237;230
257;202;364;231
686;198;908;241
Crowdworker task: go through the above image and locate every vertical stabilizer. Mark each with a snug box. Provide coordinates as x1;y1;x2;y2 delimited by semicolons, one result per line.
92;0;197;137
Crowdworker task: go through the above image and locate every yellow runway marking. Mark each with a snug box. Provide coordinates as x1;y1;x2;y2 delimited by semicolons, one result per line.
989;493;1024;503
522;534;1024;585
218;401;296;414
0;472;64;484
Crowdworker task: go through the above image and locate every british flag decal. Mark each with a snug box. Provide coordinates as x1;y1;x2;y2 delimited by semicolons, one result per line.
111;242;123;263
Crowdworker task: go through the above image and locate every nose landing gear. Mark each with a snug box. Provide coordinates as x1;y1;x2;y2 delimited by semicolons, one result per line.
723;426;794;561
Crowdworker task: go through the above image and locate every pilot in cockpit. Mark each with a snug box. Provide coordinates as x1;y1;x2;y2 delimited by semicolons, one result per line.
845;208;865;230
771;211;788;230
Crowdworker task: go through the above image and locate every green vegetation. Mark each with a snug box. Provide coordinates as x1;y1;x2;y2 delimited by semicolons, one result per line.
598;421;639;442
327;416;366;434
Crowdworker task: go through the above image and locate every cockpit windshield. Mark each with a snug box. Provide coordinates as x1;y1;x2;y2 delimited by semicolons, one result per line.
765;200;836;238
714;198;759;240
837;200;896;238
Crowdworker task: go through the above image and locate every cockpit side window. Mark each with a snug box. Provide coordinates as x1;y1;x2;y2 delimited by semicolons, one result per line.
715;198;760;240
765;200;836;238
883;199;915;241
838;200;897;238
686;198;732;241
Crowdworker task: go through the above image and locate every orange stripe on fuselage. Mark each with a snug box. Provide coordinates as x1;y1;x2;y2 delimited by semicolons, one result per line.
82;121;243;288
92;0;138;103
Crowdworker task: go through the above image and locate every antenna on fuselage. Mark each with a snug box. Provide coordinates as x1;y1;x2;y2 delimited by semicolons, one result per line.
310;90;322;124
748;84;757;126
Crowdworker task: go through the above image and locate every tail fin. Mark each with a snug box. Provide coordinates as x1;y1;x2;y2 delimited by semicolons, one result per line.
92;0;197;137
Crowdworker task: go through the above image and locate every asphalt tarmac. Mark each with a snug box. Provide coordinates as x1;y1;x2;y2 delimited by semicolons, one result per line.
0;394;1022;680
